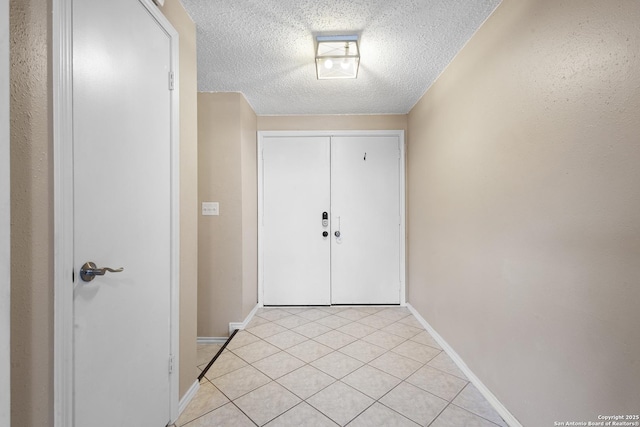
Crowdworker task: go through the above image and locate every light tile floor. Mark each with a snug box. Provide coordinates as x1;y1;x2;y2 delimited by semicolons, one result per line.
170;306;507;427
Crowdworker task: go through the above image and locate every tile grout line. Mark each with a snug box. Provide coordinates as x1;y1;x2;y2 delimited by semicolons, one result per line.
230;400;259;427
449;402;506;427
424;381;470;427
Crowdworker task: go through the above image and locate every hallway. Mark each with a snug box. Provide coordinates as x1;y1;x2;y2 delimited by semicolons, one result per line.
172;307;507;426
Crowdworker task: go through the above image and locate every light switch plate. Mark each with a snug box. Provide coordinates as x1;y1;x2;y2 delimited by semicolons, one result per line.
202;202;219;216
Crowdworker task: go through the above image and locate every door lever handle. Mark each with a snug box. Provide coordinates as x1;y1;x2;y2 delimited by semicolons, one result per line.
80;261;124;282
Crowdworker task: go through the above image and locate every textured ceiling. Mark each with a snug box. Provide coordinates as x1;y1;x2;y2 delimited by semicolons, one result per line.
181;0;501;115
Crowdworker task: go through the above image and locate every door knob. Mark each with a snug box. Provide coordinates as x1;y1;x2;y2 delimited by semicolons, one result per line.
323;231;329;237
334;231;341;237
80;261;124;282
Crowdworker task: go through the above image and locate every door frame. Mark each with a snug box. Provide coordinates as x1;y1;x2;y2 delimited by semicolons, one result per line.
257;130;406;307
52;0;181;425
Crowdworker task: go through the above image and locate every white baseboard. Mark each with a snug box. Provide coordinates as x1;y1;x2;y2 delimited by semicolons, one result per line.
177;379;200;419
197;337;228;344
228;303;260;335
406;304;522;427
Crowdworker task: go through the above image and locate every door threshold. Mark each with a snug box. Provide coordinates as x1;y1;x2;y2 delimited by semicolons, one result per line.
262;304;402;307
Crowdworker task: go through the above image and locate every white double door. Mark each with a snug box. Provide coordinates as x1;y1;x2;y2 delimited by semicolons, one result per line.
261;133;403;305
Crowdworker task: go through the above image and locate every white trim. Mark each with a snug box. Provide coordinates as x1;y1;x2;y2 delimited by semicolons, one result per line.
53;1;180;425
406;304;523;427
197;337;228;345
177;380;199;418
0;0;11;422
52;0;75;424
257;134;265;305
229;303;261;335
257;130;407;307
397;131;407;306
159;0;182;418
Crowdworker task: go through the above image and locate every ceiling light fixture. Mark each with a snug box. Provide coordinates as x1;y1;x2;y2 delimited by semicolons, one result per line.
315;35;360;80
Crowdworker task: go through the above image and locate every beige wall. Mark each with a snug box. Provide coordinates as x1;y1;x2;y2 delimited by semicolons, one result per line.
258;114;407;132
158;0;199;400
198;93;257;337
407;0;640;425
0;0;9;421
9;0;200;423
10;0;52;425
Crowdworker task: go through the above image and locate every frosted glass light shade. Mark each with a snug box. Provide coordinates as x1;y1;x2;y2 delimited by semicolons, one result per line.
315;35;360;79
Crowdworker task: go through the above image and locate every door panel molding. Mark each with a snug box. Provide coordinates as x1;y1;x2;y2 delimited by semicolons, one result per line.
52;1;180;425
257;130;406;307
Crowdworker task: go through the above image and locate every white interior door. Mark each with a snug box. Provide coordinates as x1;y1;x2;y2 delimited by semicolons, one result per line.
72;0;175;425
262;136;331;305
331;136;401;304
